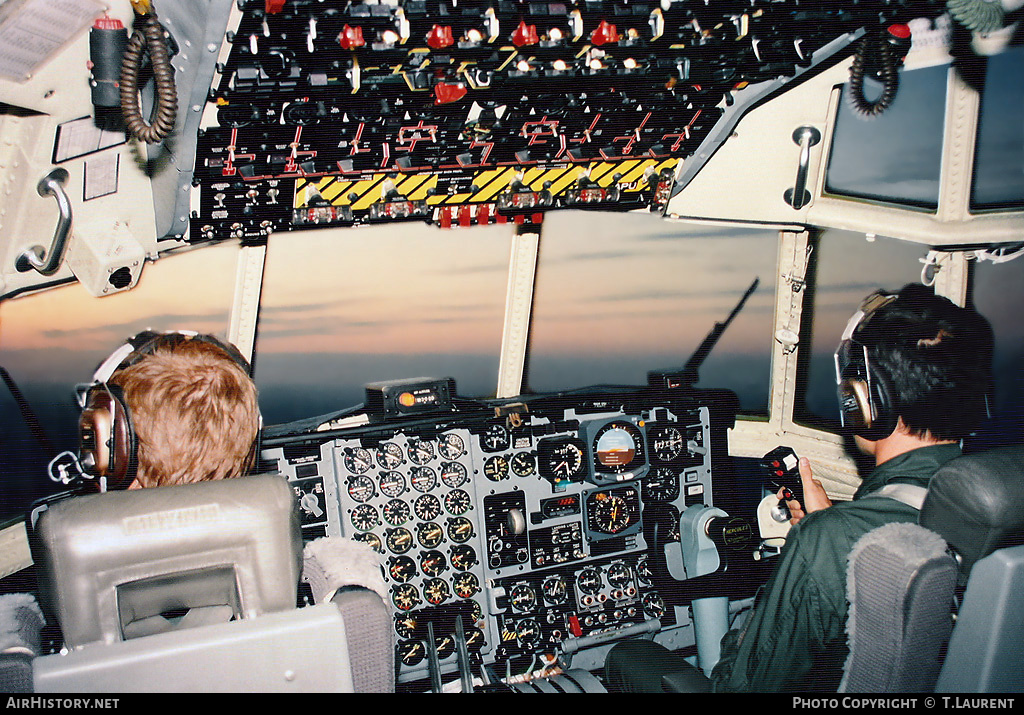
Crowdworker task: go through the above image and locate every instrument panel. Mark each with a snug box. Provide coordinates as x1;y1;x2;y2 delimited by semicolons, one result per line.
262;390;733;684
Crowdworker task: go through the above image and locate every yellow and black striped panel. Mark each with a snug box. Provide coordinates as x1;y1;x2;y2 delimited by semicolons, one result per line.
292;158;679;210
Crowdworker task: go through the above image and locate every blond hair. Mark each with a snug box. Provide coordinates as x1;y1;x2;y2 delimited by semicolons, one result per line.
111;337;260;488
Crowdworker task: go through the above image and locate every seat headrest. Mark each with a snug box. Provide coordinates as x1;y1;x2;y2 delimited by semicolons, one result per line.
920;445;1024;570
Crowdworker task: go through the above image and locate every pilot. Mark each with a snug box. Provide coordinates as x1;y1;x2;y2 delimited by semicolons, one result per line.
608;283;994;692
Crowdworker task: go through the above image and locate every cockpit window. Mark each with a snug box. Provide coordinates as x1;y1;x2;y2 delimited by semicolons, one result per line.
795;229;930;428
824;63;948;210
254;224;511;424
0;245;236;521
526;212;777;414
971;45;1024;211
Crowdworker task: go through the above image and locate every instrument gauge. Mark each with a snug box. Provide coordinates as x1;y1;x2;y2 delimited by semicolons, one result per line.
444;489;472;515
510;452;536;477
416;521;445;548
397;639;426;666
642;591;665;619
509;584;537;612
636;554;653;585
376;442;404;469
383;499;411;526
452;571;480;599
576;567;602;595
347;475;375;503
589;493;631;534
447;516;474;543
423;578;451;606
353;531;383;553
378;471;406;497
481;423;511;452
649;426;685;462
419;549;448;577
438;433;466;460
464;627;486;651
407;438;435;465
434;633;456;659
542;575;568;604
642;468;680;502
409;466;437;492
392;583;421;611
593;420;646;475
440;462;468;488
516;618;541;649
414;494;442;522
388;556;417;583
343;447;373;474
395;614;418;639
385;527;414;554
538;437;587;482
483;455;509;481
350;504;380;532
606;562;634;588
450;544;477;571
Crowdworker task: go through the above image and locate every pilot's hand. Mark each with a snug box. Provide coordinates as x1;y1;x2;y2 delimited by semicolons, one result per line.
778;457;832;525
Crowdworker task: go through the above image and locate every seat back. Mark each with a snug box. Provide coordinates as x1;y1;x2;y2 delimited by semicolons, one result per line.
33;474;302;648
842;445;1024;693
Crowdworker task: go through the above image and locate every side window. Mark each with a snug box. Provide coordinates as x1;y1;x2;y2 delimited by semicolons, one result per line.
795;230;929;428
824;63;948;210
255;223;511;424
0;245;237;520
969;254;1024;447
971;45;1024;211
527;211;777;414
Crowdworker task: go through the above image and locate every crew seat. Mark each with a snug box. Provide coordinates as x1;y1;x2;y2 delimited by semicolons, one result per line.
604;445;1024;693
24;474;393;693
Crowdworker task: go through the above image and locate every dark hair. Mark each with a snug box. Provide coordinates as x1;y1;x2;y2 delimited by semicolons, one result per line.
856;283;994;441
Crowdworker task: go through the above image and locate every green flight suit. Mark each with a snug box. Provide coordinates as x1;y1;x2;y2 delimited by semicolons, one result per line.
710;443;963;692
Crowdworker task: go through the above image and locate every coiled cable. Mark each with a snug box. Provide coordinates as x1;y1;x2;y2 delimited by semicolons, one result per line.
120;9;177;143
846;34;899;119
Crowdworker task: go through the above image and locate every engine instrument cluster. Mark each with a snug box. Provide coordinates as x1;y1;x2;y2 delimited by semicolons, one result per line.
261;388;734;684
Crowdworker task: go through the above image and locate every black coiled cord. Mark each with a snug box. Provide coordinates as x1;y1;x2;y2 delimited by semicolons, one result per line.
120;10;177;144
846;35;899;120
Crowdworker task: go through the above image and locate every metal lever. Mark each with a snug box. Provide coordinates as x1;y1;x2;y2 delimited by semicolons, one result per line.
16;168;72;276
783;126;821;210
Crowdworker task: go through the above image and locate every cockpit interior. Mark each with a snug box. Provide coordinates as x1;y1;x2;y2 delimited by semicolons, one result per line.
0;0;1022;695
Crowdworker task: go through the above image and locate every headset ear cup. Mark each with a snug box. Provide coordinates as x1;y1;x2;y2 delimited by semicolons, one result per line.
78;384;137;490
839;371;897;441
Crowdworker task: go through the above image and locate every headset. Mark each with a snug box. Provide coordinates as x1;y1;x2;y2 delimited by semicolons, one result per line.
73;330;256;492
833;291;901;441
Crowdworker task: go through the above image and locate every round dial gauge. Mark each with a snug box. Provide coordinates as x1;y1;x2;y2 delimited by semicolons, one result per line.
576;568;602;595
444;489;472;515
606;562;633;588
642;468;680;502
398;639;425;666
353;531;383;553
636;554;653;585
542;575;568;604
414;493;442;521
589;493;631;534
350;504;380;531
385;527;414;554
452;571;480;599
376;442;404;469
395;614;418;639
509;584;537;612
392;583;421;611
642;591;665;619
434;633;456;659
343;447;373;474
407;438;434;465
510;452;536;477
409;466;437;492
382;499;411;526
438;433;465;460
419;549;448;577
594;421;645;474
649;426;685;462
416;521;444;548
440;461;468;488
464;627;486;651
447;516;474;543
423;578;451;606
450;544;477;571
540;438;586;481
388;556;417;583
516;618;541;648
347;475;376;503
378;471;406;497
483;455;509;481
481;423;510;452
